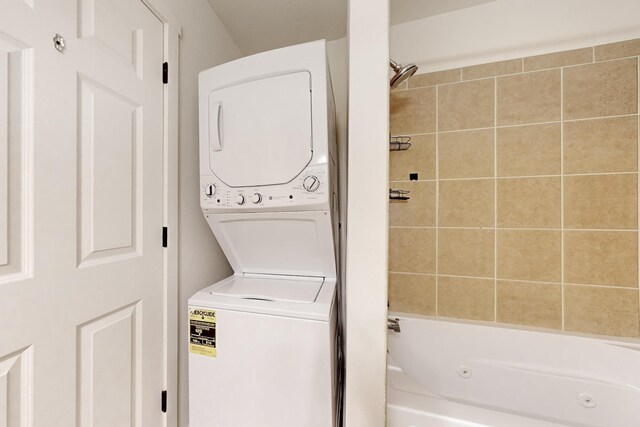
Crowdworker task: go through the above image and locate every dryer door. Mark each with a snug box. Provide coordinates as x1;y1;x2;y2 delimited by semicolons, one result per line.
207;71;313;187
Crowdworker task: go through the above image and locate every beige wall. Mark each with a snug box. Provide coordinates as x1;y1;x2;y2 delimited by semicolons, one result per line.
389;38;640;338
390;0;640;74
169;1;242;425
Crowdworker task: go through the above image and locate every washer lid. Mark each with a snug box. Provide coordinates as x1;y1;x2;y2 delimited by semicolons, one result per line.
207;71;313;188
205;210;336;278
209;274;323;303
189;275;337;321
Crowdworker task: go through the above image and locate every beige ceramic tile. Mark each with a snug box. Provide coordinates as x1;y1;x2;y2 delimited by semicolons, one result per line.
389;182;436;227
496;281;562;329
390;87;437;134
497;69;561;125
438;79;495;131
439;180;494;227
390;80;407;92
564;116;638;174
497;177;561;228
389;134;436;181
564;231;638;287
523;48;593;71
388;273;437;315
438;129;494;178
438;276;495;321
438;229;495;278
595;38;640;61
563;58;638;120
497;230;561;282
496;124;561;177
462;59;522;80
389;227;436;274
409;69;461;88
564;285;639;337
564;174;638;229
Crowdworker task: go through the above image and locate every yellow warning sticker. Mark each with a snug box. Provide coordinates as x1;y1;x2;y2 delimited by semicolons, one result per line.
189;308;217;358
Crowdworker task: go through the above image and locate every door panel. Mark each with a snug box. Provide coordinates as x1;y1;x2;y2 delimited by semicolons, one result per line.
0;49;7;266
78;0;144;78
78;75;141;265
0;0;164;425
0;346;33;426
77;303;141;427
0;34;32;281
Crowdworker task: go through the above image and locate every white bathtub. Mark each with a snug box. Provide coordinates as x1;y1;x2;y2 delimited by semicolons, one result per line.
386;314;640;427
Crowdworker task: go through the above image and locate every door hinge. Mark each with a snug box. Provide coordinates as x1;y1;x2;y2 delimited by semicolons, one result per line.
163;62;168;84
162;227;168;248
161;390;167;413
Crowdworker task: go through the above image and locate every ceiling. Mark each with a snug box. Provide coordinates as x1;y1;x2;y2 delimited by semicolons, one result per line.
206;0;347;55
390;0;495;25
207;0;495;55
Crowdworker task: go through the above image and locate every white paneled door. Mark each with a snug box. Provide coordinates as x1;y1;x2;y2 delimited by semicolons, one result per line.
0;0;165;426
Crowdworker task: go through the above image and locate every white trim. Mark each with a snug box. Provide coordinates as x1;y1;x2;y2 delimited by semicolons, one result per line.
344;0;389;425
140;1;180;425
142;0;182;36
162;24;180;427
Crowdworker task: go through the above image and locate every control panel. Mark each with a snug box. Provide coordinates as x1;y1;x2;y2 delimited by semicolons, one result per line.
201;164;330;212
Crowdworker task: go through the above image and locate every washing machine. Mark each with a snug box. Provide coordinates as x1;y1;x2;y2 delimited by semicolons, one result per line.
189;40;339;427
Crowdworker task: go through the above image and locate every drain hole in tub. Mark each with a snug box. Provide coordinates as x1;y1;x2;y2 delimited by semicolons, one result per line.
578;392;596;408
457;365;472;379
244;297;275;302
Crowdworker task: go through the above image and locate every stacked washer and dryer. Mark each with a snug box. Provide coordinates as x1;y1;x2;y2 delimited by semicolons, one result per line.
188;40;340;426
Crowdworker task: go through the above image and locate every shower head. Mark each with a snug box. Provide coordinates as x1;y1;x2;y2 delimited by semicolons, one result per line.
389;59;418;88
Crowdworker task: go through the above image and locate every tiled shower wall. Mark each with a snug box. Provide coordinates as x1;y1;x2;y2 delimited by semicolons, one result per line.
388;38;640;338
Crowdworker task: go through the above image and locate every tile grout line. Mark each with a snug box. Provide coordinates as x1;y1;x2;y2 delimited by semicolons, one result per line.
394;112;639;139
404;54;637;92
560;66;565;331
435;83;440;316
389;271;639;290
390;170;640;184
494;76;498;322
390;225;640;233
393;131;437;138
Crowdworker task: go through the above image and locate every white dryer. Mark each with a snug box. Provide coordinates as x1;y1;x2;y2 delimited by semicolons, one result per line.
189;40;339;427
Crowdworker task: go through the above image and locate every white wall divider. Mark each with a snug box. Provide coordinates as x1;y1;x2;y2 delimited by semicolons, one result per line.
345;0;389;425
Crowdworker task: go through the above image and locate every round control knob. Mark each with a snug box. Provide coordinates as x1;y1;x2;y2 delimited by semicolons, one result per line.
235;194;245;205
204;184;216;198
303;175;320;192
251;193;262;204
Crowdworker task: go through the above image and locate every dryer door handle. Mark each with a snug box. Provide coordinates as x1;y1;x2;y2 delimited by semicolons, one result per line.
210;101;223;151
